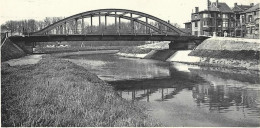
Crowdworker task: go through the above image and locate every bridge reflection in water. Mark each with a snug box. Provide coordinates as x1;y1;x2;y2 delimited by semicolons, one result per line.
110;63;260;119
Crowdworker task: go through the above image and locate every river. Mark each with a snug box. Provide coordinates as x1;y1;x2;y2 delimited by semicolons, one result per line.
59;50;260;127
9;50;259;127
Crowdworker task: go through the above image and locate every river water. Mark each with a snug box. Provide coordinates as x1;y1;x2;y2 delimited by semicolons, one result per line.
61;50;260;127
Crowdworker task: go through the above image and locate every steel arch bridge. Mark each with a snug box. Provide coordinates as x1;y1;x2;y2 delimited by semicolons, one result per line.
31;8;187;36
8;8;208;53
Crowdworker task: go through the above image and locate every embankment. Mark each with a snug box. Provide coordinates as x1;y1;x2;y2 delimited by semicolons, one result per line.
188;37;260;70
1;56;160;127
144;49;177;61
117;43;176;61
1;38;26;62
116;46;152;58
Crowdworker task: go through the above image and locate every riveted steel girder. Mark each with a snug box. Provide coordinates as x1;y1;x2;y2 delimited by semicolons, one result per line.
31;9;187;35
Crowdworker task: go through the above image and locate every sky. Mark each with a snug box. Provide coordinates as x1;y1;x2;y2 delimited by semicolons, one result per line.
0;0;258;27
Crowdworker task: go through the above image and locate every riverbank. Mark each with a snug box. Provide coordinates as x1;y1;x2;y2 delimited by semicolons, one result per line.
117;37;260;70
35;46;124;54
187;37;260;70
1;55;161;127
116;46;153;58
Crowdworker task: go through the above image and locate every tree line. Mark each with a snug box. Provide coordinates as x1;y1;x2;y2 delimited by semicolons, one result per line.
1;17;181;35
1;17;64;35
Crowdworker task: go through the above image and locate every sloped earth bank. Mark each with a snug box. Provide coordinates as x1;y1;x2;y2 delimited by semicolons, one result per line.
1;38;26;62
188;37;260;70
1;55;161;127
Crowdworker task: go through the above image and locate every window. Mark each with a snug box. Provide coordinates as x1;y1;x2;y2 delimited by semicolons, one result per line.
254;11;257;15
252;27;255;34
218;21;222;27
194;15;198;19
241;15;245;23
230;22;234;27
203;13;209;18
247;27;250;34
248;15;252;22
194;31;198;35
223;20;228;27
195;21;198;27
223;14;228;18
203;21;209;26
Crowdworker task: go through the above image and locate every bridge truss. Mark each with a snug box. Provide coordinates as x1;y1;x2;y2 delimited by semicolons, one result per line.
31;9;187;36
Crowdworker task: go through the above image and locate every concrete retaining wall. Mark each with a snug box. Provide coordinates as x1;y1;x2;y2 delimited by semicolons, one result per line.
144;50;177;61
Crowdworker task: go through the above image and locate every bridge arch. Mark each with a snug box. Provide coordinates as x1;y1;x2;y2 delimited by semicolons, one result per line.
32;9;187;36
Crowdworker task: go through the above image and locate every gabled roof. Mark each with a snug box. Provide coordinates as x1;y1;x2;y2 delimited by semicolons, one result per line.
210;2;234;13
238;5;252;11
244;3;260;13
232;5;252;12
232;6;244;12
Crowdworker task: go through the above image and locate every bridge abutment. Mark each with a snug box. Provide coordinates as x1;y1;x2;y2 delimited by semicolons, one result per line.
14;41;35;54
169;40;201;50
169;41;188;50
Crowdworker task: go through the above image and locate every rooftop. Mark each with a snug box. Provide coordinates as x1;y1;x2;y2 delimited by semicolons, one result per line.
232;5;252;12
244;3;260;13
210;2;234;13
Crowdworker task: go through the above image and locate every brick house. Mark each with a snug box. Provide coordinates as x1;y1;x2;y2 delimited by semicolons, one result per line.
241;3;260;39
185;0;236;37
232;3;254;37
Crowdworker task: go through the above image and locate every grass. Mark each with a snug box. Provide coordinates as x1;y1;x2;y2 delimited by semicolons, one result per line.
1;55;161;127
189;49;260;61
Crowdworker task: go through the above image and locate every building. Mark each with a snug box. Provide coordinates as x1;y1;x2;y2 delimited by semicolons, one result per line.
185;0;260;39
241;3;260;39
232;3;254;37
186;0;236;37
184;22;192;35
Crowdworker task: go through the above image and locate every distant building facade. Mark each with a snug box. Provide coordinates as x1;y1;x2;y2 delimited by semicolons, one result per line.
241;4;259;39
232;3;253;37
184;0;259;39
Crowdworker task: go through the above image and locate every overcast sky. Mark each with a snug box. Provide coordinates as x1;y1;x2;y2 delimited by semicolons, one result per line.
0;0;258;27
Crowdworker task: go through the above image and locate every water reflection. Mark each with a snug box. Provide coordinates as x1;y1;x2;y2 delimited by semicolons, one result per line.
190;68;260;119
66;53;170;81
111;62;260;121
62;52;260;125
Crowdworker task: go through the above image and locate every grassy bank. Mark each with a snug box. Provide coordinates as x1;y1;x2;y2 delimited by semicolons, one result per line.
189;49;259;61
35;46;124;54
1;56;161;127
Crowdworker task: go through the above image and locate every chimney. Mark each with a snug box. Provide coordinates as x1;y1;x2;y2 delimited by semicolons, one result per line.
216;0;218;7
234;3;237;7
195;7;199;13
250;3;254;6
207;0;211;10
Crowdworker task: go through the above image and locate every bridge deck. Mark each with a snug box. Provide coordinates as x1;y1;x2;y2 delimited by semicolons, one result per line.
9;34;208;42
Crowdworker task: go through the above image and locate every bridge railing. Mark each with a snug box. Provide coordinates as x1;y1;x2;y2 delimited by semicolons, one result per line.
1;32;9;47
